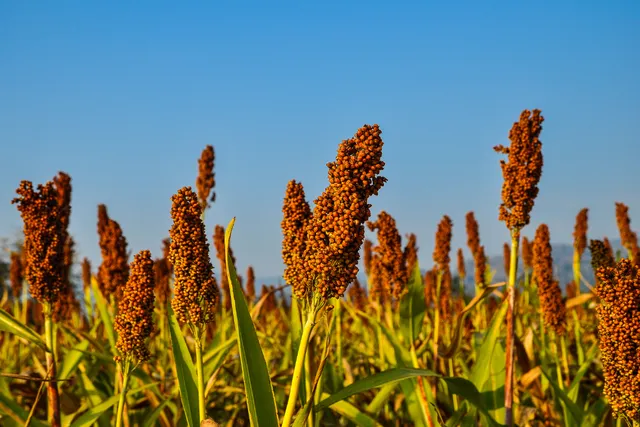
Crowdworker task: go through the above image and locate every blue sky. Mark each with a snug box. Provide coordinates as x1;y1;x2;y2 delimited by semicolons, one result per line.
1;1;639;280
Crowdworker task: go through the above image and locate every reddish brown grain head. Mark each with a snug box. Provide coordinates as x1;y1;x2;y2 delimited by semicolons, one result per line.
281;180;312;299
196;145;216;211
245;266;256;303
363;239;373;276
494;109;544;233
169;187;219;326
368;255;388;304
114;250;156;363
10;251;24;299
521;236;533;270
12;180;65;305
474;246;487;287
54;236;80;322
367;211;409;300
589;239;616;274
615;202;639;262
154;257;171;306
433;215;453;273
503;243;511;279
404;233;418;275
347;277;367;311
465;212;480;257
533;224;566;336
81;258;91;291
573;208;589;257
457;248;465;279
96;205;129;300
303;124;386;300
595;259;640;420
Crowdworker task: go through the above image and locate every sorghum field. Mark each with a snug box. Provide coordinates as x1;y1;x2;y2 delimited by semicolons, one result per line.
1;113;639;427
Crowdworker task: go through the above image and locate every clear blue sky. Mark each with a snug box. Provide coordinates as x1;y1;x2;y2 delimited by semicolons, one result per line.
1;1;639;281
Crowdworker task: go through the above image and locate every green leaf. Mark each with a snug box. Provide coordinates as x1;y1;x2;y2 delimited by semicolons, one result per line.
540;369;584;425
69;383;157;427
224;218;279;427
142;399;170;427
319;393;381;427
567;343;597;402
315;368;503;426
168;303;200;427
0;392;47;427
59;339;90;380
399;262;425;346
90;278;116;351
0;307;47;351
469;299;508;390
582;398;609;427
315;368;438;411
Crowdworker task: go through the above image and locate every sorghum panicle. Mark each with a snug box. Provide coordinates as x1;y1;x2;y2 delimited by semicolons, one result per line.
573;208;589;257
169;187;219;326
347;278;367;311
368;255;387;303
114;250;156;363
196;145;216;210
595;259;640;421
494;109;544;234
12;180;65;305
615;202;639;262
433;215;453;273
503;243;511;279
10;252;24;299
424;268;436;307
589;239;616;272
604;237;615;261
404;233;418;274
465;211;480;257
81;258;91;291
367;211;409;300
96;205;130;300
363;239;373;276
474;246;487;287
302;124;386;300
281;180;312;299
245;266;256;303
457;248;465;280
533;224;566;335
154;257;171;306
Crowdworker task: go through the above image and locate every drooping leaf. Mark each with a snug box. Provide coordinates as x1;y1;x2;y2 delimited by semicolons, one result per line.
0;307;47;352
90;277;116;351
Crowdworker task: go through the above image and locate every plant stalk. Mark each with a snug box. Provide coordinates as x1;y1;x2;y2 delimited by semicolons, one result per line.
195;328;206;422
115;359;132;427
43;302;61;427
282;307;318;427
504;230;519;426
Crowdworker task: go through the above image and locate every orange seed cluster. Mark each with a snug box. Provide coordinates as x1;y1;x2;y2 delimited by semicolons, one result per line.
12;180;65;305
615;202;639;262
367;211;409;300
573;208;589;257
114;250;156;363
533;224;566;335
196;145;216;211
169;187;219;326
595;259;640;420
96;205;129;300
494;109;544;233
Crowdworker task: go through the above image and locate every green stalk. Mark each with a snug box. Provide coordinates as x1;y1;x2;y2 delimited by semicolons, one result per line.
304;344;313;427
195;328;206;422
43;302;61;427
571;310;584;365
282;307;318;427
572;250;581;296
432;272;443;372
115;359;132;427
560;335;569;384
504;230;519;427
410;345;435;427
335;298;343;379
